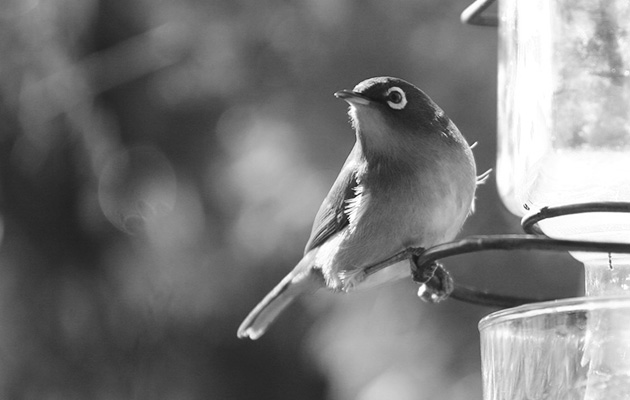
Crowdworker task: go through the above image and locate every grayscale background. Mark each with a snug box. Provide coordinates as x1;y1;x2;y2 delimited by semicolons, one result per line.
0;0;581;399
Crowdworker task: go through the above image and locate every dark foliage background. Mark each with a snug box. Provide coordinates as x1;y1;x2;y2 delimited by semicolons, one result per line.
0;0;582;399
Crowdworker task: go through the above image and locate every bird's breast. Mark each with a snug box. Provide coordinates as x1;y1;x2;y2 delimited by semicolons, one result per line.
315;147;476;291
361;159;473;243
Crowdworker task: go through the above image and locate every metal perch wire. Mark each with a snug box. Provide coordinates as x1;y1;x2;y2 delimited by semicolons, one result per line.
365;202;630;308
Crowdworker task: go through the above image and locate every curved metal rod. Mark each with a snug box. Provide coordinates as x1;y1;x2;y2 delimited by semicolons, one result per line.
461;0;498;27
449;284;541;308
412;234;630;308
521;202;630;235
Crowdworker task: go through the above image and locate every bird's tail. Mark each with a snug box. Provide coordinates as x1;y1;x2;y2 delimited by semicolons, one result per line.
237;257;321;340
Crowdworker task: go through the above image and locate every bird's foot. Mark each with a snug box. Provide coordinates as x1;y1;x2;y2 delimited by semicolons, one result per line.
361;247;452;302
363;247;426;277
413;261;453;303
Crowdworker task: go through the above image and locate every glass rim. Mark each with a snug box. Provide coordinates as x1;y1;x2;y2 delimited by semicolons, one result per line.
479;295;630;331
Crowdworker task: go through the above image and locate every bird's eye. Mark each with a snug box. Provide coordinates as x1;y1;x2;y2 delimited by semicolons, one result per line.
385;87;407;110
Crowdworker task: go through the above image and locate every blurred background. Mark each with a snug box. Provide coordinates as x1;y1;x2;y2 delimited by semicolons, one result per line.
0;0;584;399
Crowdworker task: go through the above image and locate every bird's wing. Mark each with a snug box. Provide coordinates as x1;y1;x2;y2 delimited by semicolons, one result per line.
304;144;362;254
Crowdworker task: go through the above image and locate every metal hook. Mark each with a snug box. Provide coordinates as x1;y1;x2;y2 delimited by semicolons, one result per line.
461;0;498;27
522;202;630;235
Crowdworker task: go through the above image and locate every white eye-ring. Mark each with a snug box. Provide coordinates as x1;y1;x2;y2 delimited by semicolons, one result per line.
385;87;407;110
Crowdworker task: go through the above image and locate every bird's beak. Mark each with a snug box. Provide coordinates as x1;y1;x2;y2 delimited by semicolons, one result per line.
334;90;372;106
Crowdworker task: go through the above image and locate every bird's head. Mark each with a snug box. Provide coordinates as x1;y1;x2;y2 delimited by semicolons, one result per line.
335;77;459;158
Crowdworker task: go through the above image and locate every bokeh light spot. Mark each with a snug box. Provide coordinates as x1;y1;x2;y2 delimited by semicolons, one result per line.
98;146;177;234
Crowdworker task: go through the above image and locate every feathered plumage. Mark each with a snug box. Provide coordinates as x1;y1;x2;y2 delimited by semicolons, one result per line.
238;77;479;339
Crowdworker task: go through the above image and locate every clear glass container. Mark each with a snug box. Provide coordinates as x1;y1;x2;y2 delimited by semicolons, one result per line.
496;0;630;272
480;297;630;400
487;1;630;398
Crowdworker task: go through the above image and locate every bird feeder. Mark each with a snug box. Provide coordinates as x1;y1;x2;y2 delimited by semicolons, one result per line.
461;0;630;398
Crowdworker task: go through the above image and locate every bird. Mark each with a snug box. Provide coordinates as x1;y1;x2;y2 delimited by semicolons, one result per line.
237;76;482;340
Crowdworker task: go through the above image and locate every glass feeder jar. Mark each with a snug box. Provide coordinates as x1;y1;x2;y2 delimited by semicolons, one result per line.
481;1;630;399
496;0;630;293
480;296;630;400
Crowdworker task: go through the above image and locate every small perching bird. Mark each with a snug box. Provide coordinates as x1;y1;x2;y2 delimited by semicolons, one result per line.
238;77;481;340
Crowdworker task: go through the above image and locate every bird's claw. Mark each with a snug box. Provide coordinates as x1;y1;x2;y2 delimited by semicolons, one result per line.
408;246;426;258
363;247;425;277
413;261;453;303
